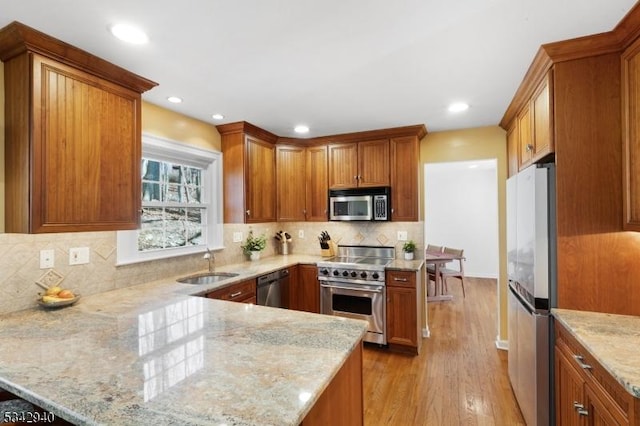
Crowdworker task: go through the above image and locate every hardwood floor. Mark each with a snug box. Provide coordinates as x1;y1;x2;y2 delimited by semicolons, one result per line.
363;277;525;425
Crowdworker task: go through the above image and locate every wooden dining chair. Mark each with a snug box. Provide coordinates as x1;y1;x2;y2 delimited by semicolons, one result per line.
424;244;443;294
440;247;466;298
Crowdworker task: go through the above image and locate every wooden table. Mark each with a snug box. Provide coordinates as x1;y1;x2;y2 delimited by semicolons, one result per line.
425;252;463;302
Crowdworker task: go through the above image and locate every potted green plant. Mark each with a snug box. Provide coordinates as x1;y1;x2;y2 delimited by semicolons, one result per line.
241;230;267;261
402;240;416;260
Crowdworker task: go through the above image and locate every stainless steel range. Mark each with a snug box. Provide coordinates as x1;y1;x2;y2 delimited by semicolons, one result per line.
317;245;395;345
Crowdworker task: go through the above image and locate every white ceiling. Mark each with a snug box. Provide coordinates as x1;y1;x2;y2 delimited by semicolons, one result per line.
1;1;637;137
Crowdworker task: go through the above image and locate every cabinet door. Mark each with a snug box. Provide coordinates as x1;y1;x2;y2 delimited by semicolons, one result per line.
623;38;640;231
297;264;320;313
276;146;306;221
328;143;358;189
305;145;329;221
386;270;418;350
506;120;519;177
390;136;418;221
555;347;586;426
532;71;554;160
518;103;533;169
584;383;628;426
30;55;141;232
358;139;390;187
245;136;276;222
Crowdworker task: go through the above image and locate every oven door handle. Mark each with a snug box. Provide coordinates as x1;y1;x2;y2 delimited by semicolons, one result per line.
320;283;384;293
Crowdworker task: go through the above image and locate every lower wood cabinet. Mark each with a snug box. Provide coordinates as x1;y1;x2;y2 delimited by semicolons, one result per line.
206;278;256;304
290;264;320;314
386;269;422;355
301;342;363;425
555;321;638;425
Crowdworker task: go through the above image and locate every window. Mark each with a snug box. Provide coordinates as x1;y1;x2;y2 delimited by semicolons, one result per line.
117;134;223;265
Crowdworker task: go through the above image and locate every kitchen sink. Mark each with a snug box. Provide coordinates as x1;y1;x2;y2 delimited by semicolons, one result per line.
176;272;239;285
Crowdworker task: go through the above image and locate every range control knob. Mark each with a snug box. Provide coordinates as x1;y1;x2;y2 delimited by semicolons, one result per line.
350;271;357;278
333;270;340;276
360;272;367;279
372;272;380;280
321;269;329;275
342;270;349;277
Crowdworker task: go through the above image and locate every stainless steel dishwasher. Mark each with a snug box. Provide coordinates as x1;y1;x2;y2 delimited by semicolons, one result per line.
256;268;289;308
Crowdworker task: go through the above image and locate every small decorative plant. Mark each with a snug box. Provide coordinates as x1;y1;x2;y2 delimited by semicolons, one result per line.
402;240;416;260
241;230;267;255
402;240;416;253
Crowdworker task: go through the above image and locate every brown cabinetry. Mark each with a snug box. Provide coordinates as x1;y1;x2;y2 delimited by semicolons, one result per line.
328;139;389;189
386;269;422;354
206;278;257;304
218;122;277;223
290;264;320;313
276;145;328;222
390;136;419;221
555;322;638;425
0;22;156;233
623;37;640;231
507;70;554;172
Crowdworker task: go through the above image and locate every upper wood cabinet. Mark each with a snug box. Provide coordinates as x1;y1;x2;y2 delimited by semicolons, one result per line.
328;139;389;189
276;145;328;222
0;22;157;233
218;122;277;223
623;37;640;231
505;70;554;172
277;145;307;221
390;136;419;221
305;146;329;221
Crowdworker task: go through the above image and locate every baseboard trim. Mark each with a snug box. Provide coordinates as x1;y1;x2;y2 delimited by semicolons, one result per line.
495;336;508;351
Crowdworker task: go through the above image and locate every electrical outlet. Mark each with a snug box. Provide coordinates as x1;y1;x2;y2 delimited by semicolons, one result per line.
233;232;243;243
298;230;304;238
69;247;90;265
39;249;54;269
397;231;408;241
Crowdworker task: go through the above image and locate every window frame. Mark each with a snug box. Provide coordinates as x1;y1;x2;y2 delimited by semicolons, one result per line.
116;133;223;266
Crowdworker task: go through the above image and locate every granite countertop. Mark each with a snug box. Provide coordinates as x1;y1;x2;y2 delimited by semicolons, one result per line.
0;254;368;426
552;308;640;398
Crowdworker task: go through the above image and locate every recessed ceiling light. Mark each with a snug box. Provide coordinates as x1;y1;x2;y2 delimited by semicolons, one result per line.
469;164;478;169
109;23;149;45
167;96;183;104
212;113;224;120
294;125;310;134
448;102;469;113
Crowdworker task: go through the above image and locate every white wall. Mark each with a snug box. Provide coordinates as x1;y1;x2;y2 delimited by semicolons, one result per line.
424;159;498;278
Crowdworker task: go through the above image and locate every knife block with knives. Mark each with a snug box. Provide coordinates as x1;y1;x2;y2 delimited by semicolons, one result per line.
319;231;335;257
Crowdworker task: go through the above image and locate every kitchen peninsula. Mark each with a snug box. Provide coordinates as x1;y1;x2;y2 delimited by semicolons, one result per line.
0;258;367;425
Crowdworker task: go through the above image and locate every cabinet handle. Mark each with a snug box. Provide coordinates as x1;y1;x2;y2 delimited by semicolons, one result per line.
573;402;584;410
230;291;242;298
245;210;251;217
354;175;358;181
526;144;534;152
393;277;408;282
573;354;592;370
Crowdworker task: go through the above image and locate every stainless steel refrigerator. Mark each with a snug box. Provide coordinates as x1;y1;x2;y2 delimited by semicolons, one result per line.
507;163;556;426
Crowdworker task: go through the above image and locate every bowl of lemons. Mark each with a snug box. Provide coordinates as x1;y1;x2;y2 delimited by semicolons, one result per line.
37;285;80;309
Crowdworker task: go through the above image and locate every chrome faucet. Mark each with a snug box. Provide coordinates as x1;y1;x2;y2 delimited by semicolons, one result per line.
203;248;215;272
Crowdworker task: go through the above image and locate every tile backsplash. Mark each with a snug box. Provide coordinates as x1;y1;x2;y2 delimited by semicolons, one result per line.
0;221;422;315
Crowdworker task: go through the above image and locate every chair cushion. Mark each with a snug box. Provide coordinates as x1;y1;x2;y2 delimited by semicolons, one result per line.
439;267;462;276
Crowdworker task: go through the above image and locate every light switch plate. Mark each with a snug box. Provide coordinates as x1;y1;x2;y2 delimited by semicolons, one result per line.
233;232;243;243
298;230;304;238
69;247;90;265
397;231;408;241
40;249;54;269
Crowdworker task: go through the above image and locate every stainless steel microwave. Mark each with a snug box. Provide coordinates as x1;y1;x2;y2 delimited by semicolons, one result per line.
328;187;391;221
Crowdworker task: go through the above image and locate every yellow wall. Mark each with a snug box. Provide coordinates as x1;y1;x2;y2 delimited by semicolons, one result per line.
420;125;509;341
142;101;221;151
